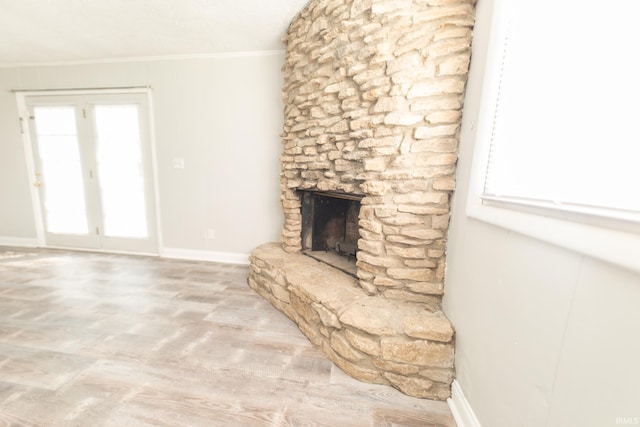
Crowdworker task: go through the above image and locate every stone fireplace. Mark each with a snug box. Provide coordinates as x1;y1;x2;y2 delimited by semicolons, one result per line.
249;0;475;400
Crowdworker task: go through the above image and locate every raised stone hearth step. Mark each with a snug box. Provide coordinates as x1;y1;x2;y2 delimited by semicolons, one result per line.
248;243;455;400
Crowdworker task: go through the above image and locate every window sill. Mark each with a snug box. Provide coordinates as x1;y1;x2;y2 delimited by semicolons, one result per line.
466;199;640;274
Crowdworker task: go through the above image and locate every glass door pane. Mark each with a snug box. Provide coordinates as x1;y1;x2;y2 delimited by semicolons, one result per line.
93;105;149;239
32;106;89;235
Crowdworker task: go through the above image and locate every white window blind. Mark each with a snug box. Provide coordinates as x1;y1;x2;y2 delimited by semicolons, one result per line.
482;1;640;225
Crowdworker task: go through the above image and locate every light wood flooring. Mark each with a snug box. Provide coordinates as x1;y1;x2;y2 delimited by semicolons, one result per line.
0;247;456;426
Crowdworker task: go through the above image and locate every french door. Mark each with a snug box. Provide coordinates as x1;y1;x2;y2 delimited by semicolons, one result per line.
25;93;158;254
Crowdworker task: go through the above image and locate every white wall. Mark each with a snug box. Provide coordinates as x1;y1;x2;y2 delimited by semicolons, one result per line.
444;1;640;426
0;54;284;258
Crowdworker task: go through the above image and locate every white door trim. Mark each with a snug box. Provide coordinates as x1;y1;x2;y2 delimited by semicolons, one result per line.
15;87;163;255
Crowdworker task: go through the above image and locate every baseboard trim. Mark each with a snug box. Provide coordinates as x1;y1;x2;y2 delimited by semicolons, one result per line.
448;380;482;427
0;236;39;248
161;247;249;265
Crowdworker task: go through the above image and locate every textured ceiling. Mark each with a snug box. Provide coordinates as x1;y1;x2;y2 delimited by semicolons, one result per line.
0;0;310;67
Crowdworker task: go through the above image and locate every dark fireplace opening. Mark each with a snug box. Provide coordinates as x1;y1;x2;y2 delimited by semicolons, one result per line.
299;190;362;277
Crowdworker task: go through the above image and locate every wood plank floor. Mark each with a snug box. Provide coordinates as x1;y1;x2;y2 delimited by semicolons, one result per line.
0;247;456;427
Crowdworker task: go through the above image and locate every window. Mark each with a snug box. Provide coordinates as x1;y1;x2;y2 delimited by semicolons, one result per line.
467;0;640;273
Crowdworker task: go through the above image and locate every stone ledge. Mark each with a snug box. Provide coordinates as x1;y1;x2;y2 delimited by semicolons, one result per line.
248;242;455;400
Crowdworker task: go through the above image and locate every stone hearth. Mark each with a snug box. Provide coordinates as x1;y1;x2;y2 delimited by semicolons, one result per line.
249;0;475;400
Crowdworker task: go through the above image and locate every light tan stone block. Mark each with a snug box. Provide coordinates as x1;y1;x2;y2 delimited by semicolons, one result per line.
387;245;427;259
401;226;444;240
372;96;404;113
428;38;472;58
428;249;445;258
404;259;438;268
362;87;392;102
313;302;342;329
433;176;456;190
384;290;442;308
426;110;462;124
432;214;450;229
317;180;339;191
387;268;433;281
407;78;465;98
291;289;321;325
319;325;331;338
411;137;458;153
433;27;472;42
402;312;454;342
358;239;385;255
387;51;423;75
282;199;301;209
359;280;378;295
438;54;471;76
414;124;459;139
310;107;327;118
410;166;456;180
331;332;365;361
411;96;462;113
414;4;474;22
425;153;458;166
381;337;454;368
359;219;383;234
373;276;403;287
335;159;356;172
370;0;413;15
298;319;323;347
359;205;376;220
343;150;370;161
384;373;434;398
392;179;430;193
340;298;424;336
325;81;352;93
358;135;403;148
358;229;384;242
385;236;424;246
345;328;381;356
384;112;424;126
357;251;397;268
391;68;433;86
393;192;447;205
406;281;445;296
350;0;372;18
418;367;454;384
378;213;424;227
327;119;350;133
374;206;398;217
363;157;387;171
350;129;374;140
270;284;291;303
359;180;390;196
361;76;391;92
331;353;383;384
373;359;419;375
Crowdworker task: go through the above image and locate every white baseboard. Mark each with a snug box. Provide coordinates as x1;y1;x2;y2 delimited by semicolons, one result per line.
161;247;249;265
448;380;482;427
0;236;39;248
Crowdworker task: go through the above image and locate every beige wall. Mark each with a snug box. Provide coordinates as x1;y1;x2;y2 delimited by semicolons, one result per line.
0;54;284;257
444;1;640;426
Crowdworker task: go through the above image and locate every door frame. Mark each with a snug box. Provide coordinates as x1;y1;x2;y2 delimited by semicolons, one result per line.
16;87;163;255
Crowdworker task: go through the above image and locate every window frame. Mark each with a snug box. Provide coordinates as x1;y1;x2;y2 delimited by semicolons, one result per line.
465;0;640;273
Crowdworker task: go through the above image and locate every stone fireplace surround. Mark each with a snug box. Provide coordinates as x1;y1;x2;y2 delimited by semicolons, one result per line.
249;0;475;400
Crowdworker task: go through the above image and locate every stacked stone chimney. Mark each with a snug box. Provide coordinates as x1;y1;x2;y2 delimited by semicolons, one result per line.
249;0;475;400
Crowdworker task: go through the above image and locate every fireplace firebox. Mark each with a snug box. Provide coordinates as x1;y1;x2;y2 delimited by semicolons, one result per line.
299;190;362;276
